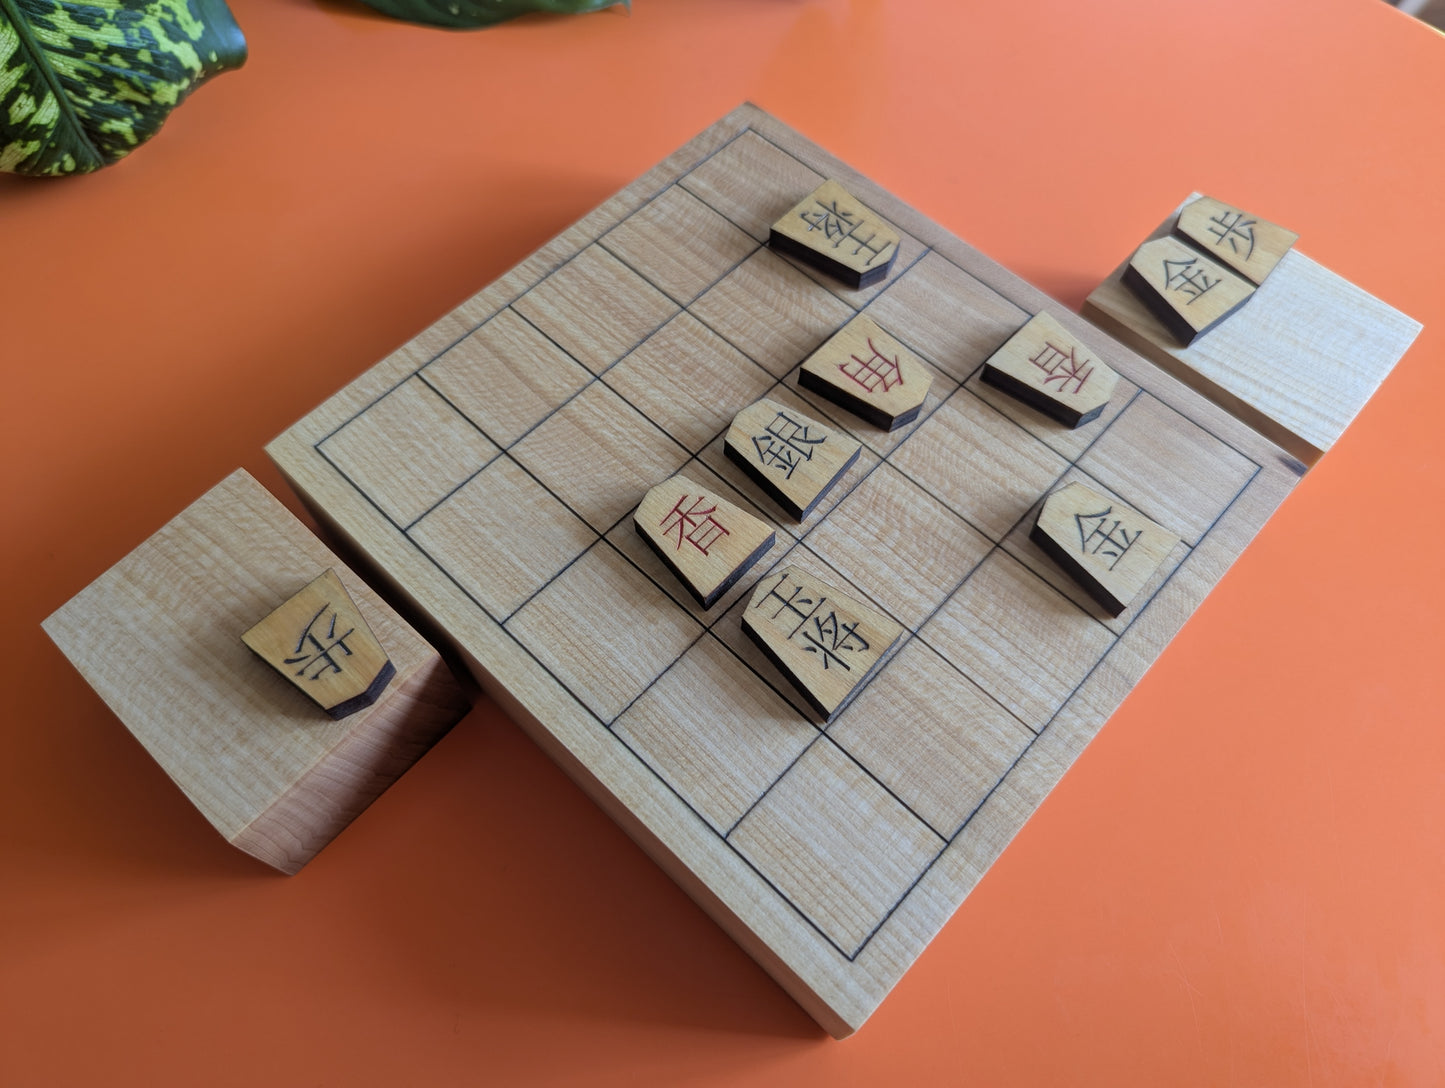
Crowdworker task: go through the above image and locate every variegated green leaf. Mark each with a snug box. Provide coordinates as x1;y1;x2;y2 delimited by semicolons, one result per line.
0;0;245;176
355;0;626;31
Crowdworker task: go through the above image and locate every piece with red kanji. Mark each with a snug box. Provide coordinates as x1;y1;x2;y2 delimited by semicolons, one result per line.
742;565;904;723
798;314;931;431
981;310;1119;428
769;178;901;288
724;398;862;520
635;474;777;609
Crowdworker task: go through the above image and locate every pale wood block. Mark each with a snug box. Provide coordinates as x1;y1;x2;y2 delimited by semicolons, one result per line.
41;470;469;874
980;310;1119;428
635;474;777;610
723;398;861;520
798;314;932;431
241;569;395;720
1030;481;1181;617
1123;236;1256;346
742;565;904;722
1174;194;1297;285
769;178;900;288
1084;195;1422;465
602;185;757;304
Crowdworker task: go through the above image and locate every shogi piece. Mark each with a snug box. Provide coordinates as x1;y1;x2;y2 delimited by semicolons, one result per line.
769;178;900;288
742;566;904;722
635;474;777;609
980;311;1119;428
724;398;862;520
1030;481;1181;617
41;469;469;875
242;569;395;720
798;315;932;431
1123;236;1255;346
1174;195;1297;285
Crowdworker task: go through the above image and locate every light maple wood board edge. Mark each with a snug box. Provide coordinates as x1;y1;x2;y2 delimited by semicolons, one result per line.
266;103;1304;1034
1082;195;1422;466
41;469;470;875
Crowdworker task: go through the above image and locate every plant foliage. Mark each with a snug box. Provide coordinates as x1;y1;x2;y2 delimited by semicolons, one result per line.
355;0;626;31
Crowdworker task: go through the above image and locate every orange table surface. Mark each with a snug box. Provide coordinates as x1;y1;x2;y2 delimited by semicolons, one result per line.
4;1;1443;1083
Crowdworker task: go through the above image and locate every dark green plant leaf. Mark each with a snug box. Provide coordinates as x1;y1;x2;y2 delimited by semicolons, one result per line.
355;0;627;31
0;0;245;176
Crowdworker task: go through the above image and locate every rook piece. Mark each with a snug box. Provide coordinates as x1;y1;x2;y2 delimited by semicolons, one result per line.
798;315;931;431
725;398;862;520
743;566;904;722
980;311;1119;428
1030;482;1181;616
1174;195;1297;285
635;474;776;609
243;569;395;720
769;178;900;288
1122;236;1255;346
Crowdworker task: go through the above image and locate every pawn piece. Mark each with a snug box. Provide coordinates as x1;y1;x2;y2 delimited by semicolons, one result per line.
769;178;900;288
1173;195;1297;286
1030;482;1181;617
724;398;862;520
1122;236;1255;346
635;474;776;609
798;315;932;431
242;569;396;720
980;311;1119;428
743;566;904;723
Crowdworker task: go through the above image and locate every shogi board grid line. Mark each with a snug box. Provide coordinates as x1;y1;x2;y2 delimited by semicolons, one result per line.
269;104;1301;1036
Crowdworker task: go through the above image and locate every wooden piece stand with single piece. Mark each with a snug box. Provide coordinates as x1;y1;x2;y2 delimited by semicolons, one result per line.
980;310;1119;428
267;105;1378;1035
42;469;470;875
798;314;932;431
635;474;776;609
724;398;861;520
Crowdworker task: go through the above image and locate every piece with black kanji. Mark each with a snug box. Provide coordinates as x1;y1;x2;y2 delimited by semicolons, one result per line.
1030;481;1181;617
1173;195;1297;286
725;398;862;520
635;474;776;609
769;178;900;288
980;311;1119;428
742;565;904;722
1122;236;1255;345
798;314;931;431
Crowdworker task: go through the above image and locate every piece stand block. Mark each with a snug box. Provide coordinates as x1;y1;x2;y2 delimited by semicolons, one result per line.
1123;236;1255;346
1174;194;1297;285
798;314;932;431
724;398;862;520
769;178;900;288
635;474;777;609
742;565;904;722
1030;481;1180;617
1084;193;1422;467
42;469;470;875
980;310;1119;428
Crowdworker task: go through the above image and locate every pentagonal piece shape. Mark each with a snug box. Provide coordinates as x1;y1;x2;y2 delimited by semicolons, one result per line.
798;315;932;431
980;311;1119;428
1174;195;1297;286
769;178;900;288
635;474;776;609
742;565;904;722
242;569;395;720
1029;481;1181;617
1123;236;1255;346
724;398;862;520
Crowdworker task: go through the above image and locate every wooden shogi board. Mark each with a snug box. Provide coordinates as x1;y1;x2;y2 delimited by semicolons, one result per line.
268;104;1304;1036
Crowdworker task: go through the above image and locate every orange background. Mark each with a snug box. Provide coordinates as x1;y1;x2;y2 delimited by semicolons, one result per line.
4;1;1444;1083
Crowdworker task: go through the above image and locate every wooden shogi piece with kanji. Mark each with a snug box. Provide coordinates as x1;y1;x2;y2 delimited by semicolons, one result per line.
980;310;1120;428
724;398;862;520
41;469;469;875
1173;195;1298;286
741;565;904;722
1123;236;1256;346
798;314;932;431
1030;481;1181;617
769;178;901;288
635;474;776;609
